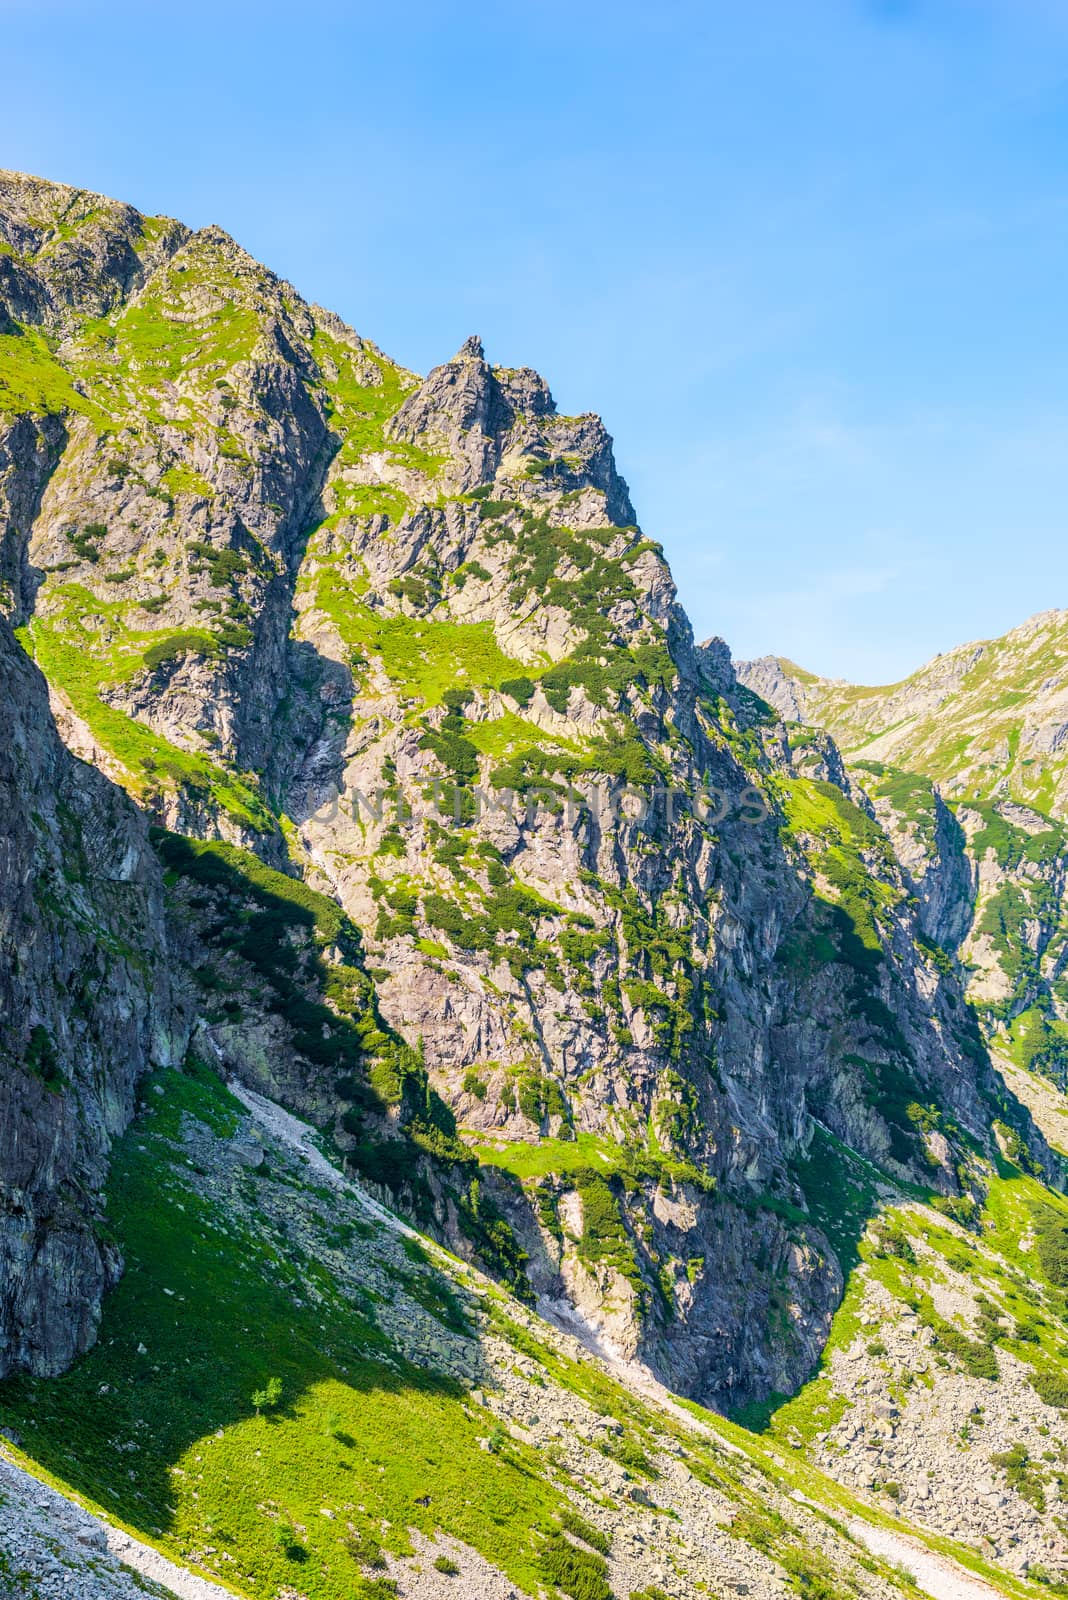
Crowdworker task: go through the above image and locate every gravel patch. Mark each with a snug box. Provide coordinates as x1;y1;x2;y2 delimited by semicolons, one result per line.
0;1451;234;1600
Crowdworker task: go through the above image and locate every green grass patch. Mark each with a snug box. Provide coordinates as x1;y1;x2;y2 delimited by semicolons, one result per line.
467;1133;617;1181
17;613;272;830
0;1068;562;1599
0;324;108;419
310;575;529;705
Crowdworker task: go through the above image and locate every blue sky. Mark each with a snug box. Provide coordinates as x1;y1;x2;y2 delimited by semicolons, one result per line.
3;0;1067;681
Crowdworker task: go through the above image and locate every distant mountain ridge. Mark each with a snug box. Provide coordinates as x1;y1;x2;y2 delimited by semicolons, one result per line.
738;608;1068;816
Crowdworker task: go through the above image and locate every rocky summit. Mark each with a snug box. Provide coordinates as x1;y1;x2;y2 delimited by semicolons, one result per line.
1;170;1068;1600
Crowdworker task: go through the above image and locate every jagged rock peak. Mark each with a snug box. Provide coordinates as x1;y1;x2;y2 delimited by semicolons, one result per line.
387;333;635;516
389;337;514;460
734;654;816;723
697;635;737;698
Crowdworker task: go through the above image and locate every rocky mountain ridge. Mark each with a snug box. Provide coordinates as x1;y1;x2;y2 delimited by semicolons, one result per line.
737;625;1068;1104
737;611;1068;818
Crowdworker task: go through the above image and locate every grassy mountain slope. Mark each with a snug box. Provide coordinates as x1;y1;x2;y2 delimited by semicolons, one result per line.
6;168;1049;1411
3;1055;1063;1600
4;170;1068;1600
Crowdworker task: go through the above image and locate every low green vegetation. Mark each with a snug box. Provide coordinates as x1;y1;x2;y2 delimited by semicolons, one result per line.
0;324;108;419
853;761;941;839
574;1172;645;1300
1003;1007;1068;1087
0;1065;559;1599
311;323;442;502
917;1295;999;1380
309;574;529;704
70;237;265;426
17;610;273;830
22;1023;63;1087
540;1531;612;1600
467;1133;618;1181
778;776;902;955
1032;1202;1068;1287
990;1443;1048;1512
791;1124;882;1274
966;801;1065;871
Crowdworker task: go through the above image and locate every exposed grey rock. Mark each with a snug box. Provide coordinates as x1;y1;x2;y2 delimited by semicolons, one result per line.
0;614;184;1377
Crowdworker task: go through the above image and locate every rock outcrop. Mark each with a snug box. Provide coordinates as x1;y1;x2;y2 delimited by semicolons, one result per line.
737;641;1068;1093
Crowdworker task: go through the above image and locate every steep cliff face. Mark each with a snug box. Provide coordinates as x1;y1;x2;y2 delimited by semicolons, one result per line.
0;613;179;1377
738;645;1068;1093
271;335;1035;1404
0;169;1053;1409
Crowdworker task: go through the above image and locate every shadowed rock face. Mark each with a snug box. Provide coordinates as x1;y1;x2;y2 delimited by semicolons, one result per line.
0;169;1054;1408
0;411;65;622
0;615;181;1376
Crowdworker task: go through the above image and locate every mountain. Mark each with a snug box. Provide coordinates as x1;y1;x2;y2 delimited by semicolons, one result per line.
738;610;1068;816
738;620;1068;1099
2;171;1068;1600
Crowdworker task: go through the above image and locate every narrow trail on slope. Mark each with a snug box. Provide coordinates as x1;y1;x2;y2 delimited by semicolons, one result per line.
846;1518;1009;1600
227;1079;420;1237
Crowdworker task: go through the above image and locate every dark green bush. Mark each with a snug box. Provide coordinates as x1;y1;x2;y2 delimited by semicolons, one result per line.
24;1024;62;1085
499;675;535;706
186;539;249;588
923;1310;999;1380
214;620;253;650
1031;1370;1068;1409
144;631;219;670
539;1533;612;1600
1032;1204;1068;1288
558;1507;611;1554
67;522;106;562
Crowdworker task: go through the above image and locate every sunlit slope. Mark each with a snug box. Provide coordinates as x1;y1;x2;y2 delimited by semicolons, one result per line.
0;1060;1034;1600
